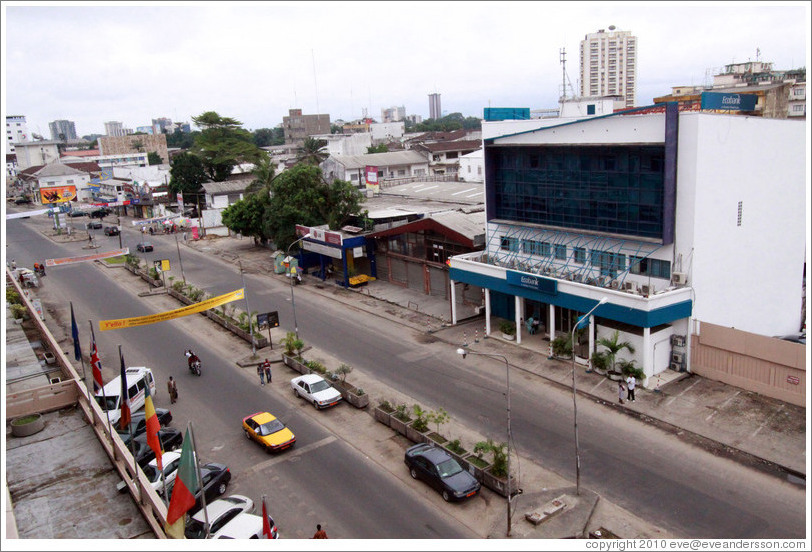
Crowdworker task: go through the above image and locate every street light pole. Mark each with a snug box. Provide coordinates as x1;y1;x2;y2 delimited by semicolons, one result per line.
287;233;311;340
571;297;608;495
456;347;513;537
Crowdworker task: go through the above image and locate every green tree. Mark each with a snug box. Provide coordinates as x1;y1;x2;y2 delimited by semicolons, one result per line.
166;129;197;149
168;152;207;199
221;193;271;244
147;152;162;165
132;139;145;152
297;137;328;166
367;144;388;154
252;128;284;147
191;111;264;181
244;154;277;195
597;330;636;373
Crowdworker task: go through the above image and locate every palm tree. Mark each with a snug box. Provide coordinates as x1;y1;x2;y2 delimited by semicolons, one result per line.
245;155;277;196
597;330;635;374
297;137;328;166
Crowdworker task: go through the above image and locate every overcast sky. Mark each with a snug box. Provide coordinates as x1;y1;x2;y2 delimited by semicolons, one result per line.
2;1;809;138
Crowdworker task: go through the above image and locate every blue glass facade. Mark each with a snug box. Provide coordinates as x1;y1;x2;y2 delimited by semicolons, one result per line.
489;145;666;240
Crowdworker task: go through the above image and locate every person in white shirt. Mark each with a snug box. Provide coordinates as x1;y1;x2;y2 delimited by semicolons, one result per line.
625;375;636;402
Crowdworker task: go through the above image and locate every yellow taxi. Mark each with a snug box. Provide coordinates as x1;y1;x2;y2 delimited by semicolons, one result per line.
242;412;296;453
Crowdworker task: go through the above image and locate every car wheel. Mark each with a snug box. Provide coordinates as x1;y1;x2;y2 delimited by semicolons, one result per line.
313;400;319;409
244;430;251;440
294;389;299;398
217;482;227;495
410;468;418;480
442;490;451;502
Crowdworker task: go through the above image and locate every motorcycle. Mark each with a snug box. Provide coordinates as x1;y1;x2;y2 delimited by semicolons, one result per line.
34;263;46;276
185;350;202;376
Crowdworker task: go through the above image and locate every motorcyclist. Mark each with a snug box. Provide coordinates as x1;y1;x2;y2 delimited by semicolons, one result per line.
185;349;201;374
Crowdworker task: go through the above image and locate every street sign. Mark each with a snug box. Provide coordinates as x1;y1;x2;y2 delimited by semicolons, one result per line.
787;375;800;385
153;259;170;272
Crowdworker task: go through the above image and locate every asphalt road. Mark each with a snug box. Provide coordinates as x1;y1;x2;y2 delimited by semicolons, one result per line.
5;215;471;539
6;210;806;539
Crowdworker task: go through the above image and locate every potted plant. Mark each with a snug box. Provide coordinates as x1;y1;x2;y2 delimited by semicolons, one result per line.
464;443;491;480
473;439;515;497
551;334;572;358
11;413;45;437
620;359;645;384
444;438;469;467
373;399;395;426
598;330;635;381
10;303;27;324
426;408;449;445
282;332;308;373
389;403;413;437
407;404;430;443
590;351;609;376
499;320;516;341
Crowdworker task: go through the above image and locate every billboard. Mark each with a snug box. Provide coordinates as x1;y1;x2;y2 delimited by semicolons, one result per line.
40;185;77;204
365;165;379;193
700;92;758;111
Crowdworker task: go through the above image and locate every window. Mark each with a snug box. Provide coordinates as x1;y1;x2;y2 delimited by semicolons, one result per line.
587;104;596;115
500;237;519;252
629;256;671;279
554;244;567;260
573;247;586;263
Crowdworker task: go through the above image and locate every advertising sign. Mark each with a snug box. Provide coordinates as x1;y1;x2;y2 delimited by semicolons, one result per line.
506;270;557;295
40;186;77;204
257;311;279;330
365;165;379;193
700;92;758;111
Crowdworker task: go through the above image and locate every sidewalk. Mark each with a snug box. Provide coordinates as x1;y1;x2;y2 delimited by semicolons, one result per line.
185;232;807;479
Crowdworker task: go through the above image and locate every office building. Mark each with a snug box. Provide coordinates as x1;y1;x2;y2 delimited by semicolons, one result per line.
428;93;442;120
48;120;78;141
104;121;126;137
6;115;29;153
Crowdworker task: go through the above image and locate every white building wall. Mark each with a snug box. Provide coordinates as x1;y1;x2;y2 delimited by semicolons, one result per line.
679;114;806;336
459;150;484;182
370;122;405;142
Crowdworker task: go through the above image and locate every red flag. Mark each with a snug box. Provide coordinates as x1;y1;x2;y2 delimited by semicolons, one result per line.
262;496;272;539
166;428;197;528
90;327;103;394
144;384;163;471
118;348;131;431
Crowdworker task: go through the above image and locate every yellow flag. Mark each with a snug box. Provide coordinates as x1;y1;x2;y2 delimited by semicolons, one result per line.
99;289;245;331
164;517;186;539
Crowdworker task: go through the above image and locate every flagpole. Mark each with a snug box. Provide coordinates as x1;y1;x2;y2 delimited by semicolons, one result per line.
70;302;86;381
119;345;135;458
89;321;112;436
188;421;210;538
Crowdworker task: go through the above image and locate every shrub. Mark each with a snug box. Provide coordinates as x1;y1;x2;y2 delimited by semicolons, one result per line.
335;363;353;383
356;387;365;396
411;404;429;432
591;351;610;371
282;332;298;355
446;439;467;455
499;320;516;335
306;359;327;374
552;335;572;357
427;408;449;434
377;399;394;412
474;439;508;478
148;267;160;280
393;403;411;422
172;280;186;292
10;304;27;319
6;287;21;305
619;359;645;380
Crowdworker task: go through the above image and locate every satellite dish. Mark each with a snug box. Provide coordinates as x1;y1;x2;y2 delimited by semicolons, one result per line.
609;25;616;30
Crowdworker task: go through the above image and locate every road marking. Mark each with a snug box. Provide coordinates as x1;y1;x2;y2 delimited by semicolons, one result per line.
451;187;477;196
665;377;702;407
466;191;484;198
416;185;439;192
243;435;337;477
752;404;783;437
589;377;608;394
705;390;740;422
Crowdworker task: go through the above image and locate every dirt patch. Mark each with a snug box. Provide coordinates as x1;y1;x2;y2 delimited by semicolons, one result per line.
414;333;438;344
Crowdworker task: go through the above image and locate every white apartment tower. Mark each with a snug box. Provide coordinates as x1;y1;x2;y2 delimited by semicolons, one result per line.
580;27;637;108
428;93;442;120
104;121;126;137
6;115;29;153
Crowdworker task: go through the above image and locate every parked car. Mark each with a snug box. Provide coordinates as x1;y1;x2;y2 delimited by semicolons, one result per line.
404;443;481;502
116;407;172;444
14;197;31;204
242;412;295;453
185;495;255;539
131;427;183;468
90;208;110;218
164;462;231;514
291;374;343;409
104;226;120;236
136;242;154;252
86;221;103;230
213;512;278;539
142;450;183;494
68;210;88;217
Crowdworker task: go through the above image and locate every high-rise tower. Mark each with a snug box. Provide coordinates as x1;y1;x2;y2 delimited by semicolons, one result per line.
579;26;637;108
428;93;442;120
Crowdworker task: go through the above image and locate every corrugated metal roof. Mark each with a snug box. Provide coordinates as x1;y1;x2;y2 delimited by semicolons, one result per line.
202;179;253;195
330;150;428;169
429;210;486;242
34;163;86;177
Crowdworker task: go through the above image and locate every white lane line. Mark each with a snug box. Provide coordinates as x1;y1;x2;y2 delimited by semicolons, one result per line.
665;377;703;407
705;391;740;422
466;192;484;198
452;188;477;196
416;185;439;192
752;404;783;437
243;435;337;477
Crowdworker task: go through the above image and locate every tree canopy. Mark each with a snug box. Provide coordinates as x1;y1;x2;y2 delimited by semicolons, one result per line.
409;112;482;132
367;144;388;154
190;111;265;181
168;152;207;199
297;137;328;166
147;152;162;165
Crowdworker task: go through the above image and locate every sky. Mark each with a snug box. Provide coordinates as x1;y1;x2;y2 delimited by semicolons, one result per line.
2;1;810;138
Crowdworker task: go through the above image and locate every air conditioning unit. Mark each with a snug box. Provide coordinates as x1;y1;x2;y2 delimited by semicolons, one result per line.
669;361;684;372
672;272;688;285
671;335;686;347
671;352;685;364
50;376;62;385
610;280;620;290
623;281;638;292
641;284;654;296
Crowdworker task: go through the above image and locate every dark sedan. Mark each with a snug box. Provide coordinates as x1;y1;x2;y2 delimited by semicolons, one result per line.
104;226;120;236
68;210;88;217
90;208;110;218
131;427;183;467
86;221;103;230
116;408;172;444
404;443;481;502
165;462;232;514
136;242;153;252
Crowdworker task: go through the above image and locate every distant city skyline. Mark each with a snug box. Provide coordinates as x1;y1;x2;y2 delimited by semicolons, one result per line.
3;2;808;136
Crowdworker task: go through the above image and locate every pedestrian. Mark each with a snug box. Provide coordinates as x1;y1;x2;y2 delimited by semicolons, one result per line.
257;363;265;386
183;231;188;243
167;376;178;404
312;524;328;539
618;380;625;404
626;374;636;402
11;259;16;270
263;359;272;384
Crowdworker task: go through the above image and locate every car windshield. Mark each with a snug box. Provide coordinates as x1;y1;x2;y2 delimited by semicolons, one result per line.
310;380;331;393
142;463;159;482
436;458;463;478
95;395;118;411
185;518;206;539
258;419;285;436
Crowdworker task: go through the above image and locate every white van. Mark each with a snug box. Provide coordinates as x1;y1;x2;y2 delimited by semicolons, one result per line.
95;367;156;425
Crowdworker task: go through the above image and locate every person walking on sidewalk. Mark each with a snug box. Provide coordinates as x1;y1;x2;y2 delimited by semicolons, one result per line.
618;380;625;404
257;363;265;386
625;374;636;402
167;376;178;404
263;359;272;384
312;524;328;539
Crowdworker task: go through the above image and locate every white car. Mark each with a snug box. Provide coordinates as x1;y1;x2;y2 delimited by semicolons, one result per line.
290;374;343;409
143;451;183;494
185;495;255;539
214;512;279;539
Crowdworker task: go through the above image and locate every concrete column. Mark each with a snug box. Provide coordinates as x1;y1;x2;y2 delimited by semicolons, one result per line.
515;295;522;344
449;279;457;325
484;288;492;336
588;316;596;370
642;326;651;387
548;303;556;357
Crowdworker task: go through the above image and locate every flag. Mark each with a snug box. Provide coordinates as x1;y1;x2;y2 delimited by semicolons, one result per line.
118;348;131;431
144;383;163;471
262;496;272;539
89;326;103;394
70;302;82;361
165;427;198;538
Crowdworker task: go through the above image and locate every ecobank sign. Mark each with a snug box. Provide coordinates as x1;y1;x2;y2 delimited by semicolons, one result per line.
506;271;557;295
700;92;757;111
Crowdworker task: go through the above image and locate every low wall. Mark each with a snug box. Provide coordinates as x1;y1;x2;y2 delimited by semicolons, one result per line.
691;321;806;407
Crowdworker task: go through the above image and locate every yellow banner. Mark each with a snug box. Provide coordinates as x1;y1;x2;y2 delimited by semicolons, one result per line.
99;288;245;331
